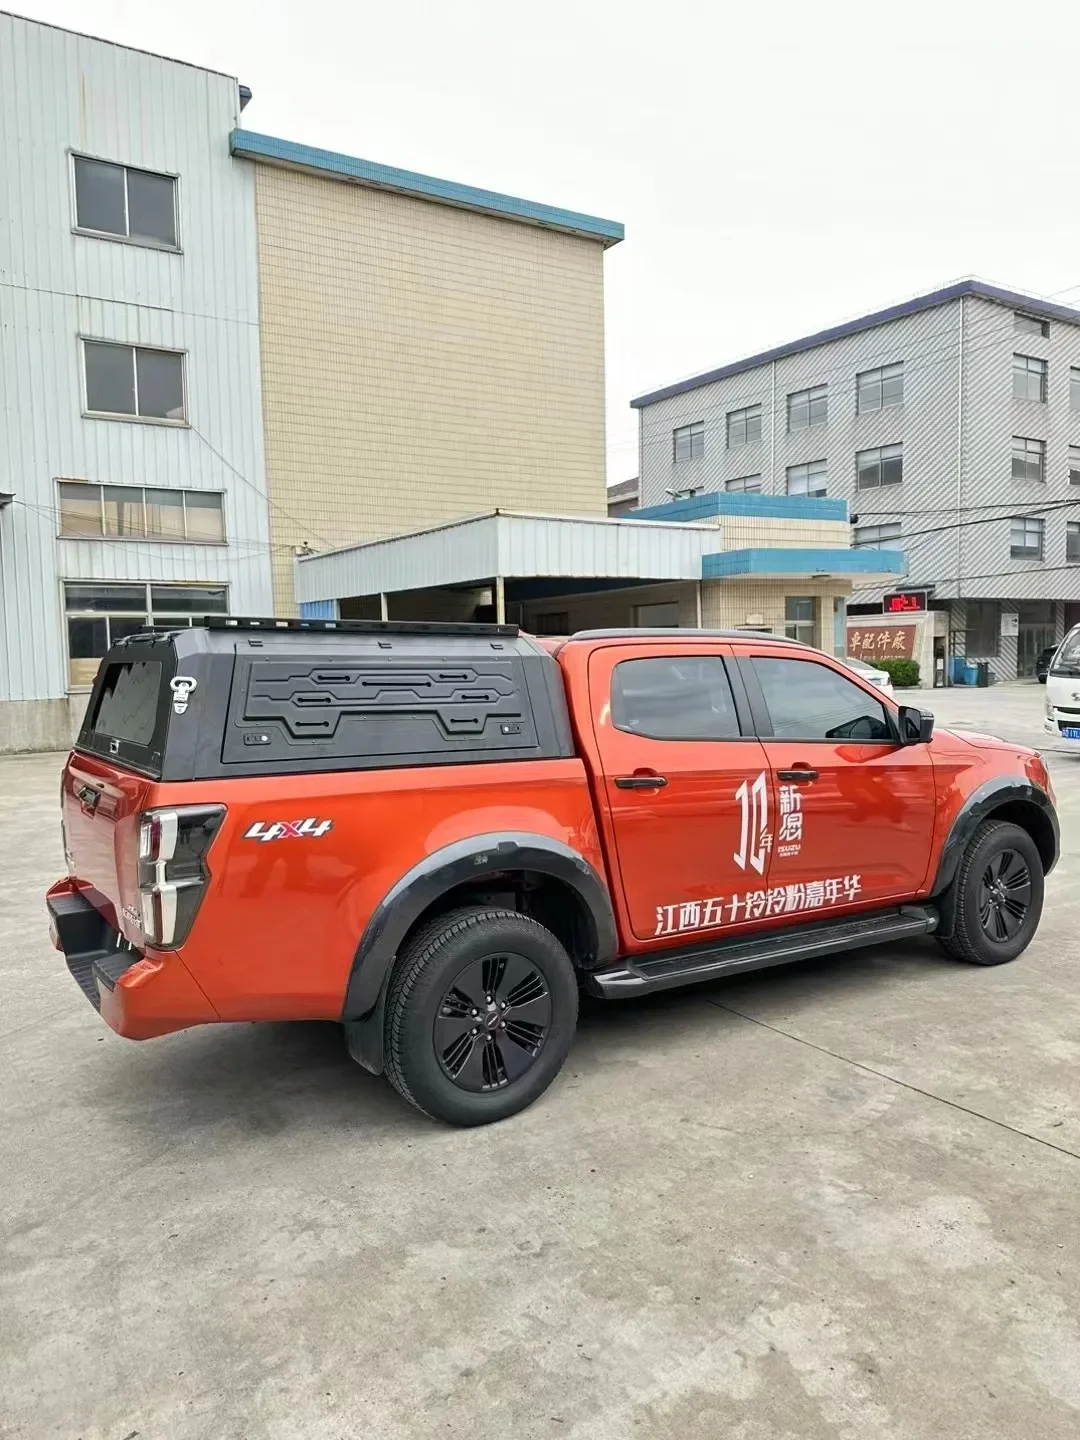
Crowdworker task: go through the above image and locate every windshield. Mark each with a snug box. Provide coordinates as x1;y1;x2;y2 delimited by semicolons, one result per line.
1051;629;1080;675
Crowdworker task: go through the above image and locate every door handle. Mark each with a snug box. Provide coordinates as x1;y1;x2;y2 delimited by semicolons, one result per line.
614;774;668;790
777;768;818;783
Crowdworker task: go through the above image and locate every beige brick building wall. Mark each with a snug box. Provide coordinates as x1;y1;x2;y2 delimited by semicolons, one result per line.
254;165;609;612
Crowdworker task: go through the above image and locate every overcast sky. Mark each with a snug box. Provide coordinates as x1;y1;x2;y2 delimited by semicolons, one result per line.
18;0;1080;486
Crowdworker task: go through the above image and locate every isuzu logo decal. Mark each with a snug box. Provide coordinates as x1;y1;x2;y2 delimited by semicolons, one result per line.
243;818;334;843
170;676;197;714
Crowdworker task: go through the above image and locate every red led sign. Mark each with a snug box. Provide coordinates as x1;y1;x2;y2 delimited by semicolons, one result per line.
883;590;929;614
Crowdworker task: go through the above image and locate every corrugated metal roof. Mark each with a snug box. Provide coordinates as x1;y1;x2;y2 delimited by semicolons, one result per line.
294;510;895;603
630;280;1080;408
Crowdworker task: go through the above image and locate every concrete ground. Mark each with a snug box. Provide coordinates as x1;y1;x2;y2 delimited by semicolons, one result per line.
2;682;1079;1440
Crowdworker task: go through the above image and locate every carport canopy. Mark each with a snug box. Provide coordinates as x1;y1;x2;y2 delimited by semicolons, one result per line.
295;510;905;620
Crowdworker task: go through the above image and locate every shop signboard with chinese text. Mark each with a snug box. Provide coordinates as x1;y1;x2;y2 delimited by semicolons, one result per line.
848;625;916;660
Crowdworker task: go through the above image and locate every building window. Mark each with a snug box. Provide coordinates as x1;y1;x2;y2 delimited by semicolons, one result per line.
784;596;816;645
786;385;827;432
786;459;827;497
726;474;762;493
1072;368;1080;413
64;581;228;688
965;600;1000;657
1012;353;1048;403
1069;523;1080;563
82;341;186;422
73;156;178;249
1011;436;1046;482
856;443;903;489
1070;445;1080;484
726;404;762;448
1014;312;1049;339
853;522;902;547
1010;516;1044;559
673;421;704;463
856;362;904;413
58;482;225;543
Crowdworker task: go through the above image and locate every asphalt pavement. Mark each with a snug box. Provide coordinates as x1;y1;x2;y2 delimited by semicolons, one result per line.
2;681;1078;1439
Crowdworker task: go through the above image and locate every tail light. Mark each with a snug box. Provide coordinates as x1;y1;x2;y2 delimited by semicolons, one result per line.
137;805;224;947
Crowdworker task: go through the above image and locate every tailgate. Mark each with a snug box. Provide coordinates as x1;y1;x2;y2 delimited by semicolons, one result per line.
62;751;153;938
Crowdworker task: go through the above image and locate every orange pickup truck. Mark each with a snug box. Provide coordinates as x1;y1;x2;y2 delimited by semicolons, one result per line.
48;618;1057;1125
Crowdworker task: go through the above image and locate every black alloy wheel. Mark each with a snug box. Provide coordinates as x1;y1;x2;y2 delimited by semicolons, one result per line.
382;906;578;1125
976;848;1032;943
937;819;1044;966
435;952;553;1091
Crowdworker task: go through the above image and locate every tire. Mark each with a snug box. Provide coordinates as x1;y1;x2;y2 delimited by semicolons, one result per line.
383;906;579;1126
937;820;1044;966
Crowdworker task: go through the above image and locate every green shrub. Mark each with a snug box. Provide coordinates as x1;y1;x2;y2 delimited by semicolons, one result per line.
871;657;920;687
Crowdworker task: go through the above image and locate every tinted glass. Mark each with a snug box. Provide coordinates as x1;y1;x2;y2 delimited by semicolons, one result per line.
102;486;145;538
1053;630;1080;670
754;657;892;742
144;488;186;540
84;342;135;415
612;656;740;741
151;584;228;615
73;157;126;235
126;168;176;246
58;482;102;536
135;348;184;419
881;368;904;406
67;616;108;659
90;660;162;746
880;447;903;486
65;582;147;613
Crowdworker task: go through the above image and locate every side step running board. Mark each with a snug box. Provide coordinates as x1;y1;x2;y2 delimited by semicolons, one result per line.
586;905;938;998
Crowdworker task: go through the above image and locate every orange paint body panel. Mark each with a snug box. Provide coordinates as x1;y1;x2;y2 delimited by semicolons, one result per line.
59;755;600;1032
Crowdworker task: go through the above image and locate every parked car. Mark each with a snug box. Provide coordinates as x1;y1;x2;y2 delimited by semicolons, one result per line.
1036;645;1056;683
1045;626;1080;741
843;655;895;696
49;620;1058;1126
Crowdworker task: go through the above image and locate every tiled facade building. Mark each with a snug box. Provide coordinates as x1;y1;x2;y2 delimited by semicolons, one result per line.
634;281;1080;679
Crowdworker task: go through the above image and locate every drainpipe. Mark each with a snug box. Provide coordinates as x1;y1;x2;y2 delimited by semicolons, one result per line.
955;295;965;649
695;580;703;629
770;359;777;487
495;576;506;625
379;592;388;621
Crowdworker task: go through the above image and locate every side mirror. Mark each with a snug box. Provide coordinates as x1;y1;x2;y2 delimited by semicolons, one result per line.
898;705;934;745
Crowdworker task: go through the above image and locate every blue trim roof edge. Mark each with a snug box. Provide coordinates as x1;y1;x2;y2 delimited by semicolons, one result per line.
230;130;624;246
631;491;848;523
702;547;906;579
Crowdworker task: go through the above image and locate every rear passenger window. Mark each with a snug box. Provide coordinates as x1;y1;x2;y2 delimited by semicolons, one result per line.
89;660;162;747
612;656;740;740
753;657;892;741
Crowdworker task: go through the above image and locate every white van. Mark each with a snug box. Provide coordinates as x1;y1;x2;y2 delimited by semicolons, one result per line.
1045;625;1080;744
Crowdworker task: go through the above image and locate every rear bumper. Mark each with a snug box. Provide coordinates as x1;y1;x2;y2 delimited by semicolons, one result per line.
46;879;218;1039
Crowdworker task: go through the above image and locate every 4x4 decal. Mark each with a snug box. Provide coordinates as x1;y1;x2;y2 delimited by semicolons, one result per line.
244;818;334;843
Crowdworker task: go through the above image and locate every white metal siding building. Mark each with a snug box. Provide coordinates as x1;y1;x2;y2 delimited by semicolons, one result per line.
0;13;272;749
633;281;1080;679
